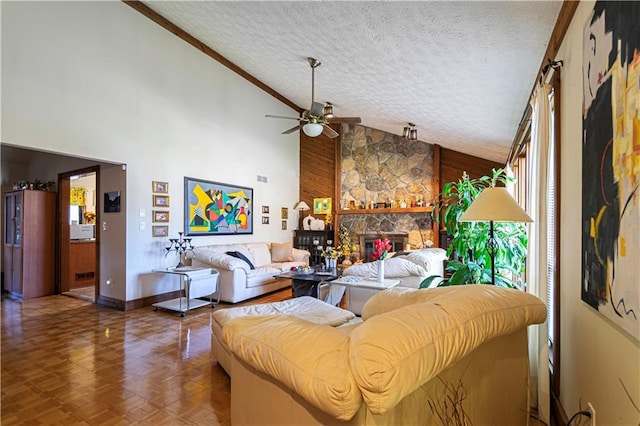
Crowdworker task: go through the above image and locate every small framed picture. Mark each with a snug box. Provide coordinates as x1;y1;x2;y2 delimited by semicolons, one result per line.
152;181;169;193
282;220;287;230
281;207;288;219
153;195;170;207
152;225;169;238
262;216;269;224
262;205;269;214
153;210;169;223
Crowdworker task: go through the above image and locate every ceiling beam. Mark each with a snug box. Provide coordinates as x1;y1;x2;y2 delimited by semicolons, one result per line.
122;1;303;114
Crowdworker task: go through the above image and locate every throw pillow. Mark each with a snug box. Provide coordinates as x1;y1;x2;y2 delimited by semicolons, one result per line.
226;251;255;269
271;242;294;262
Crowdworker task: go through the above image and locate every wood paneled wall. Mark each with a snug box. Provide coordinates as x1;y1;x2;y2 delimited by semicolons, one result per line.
439;146;504;188
298;126;339;233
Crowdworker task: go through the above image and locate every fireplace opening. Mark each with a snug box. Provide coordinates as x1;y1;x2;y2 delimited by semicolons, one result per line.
359;233;408;262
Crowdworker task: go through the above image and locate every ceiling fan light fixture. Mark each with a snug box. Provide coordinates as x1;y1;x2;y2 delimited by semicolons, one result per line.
303;122;324;137
323;102;334;118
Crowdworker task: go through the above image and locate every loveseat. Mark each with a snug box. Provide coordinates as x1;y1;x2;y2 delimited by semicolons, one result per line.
184;242;309;303
221;285;546;425
336;248;449;314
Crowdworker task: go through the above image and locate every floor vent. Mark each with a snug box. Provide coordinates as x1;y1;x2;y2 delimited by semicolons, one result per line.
75;272;95;281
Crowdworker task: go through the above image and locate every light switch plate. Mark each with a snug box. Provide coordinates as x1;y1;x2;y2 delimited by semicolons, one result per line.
140;208;146;217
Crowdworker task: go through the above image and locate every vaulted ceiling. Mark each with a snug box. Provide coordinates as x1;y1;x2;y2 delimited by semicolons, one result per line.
137;1;564;163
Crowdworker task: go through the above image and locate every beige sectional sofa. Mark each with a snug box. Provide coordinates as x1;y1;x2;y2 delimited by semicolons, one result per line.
220;285;546;425
184;242;310;303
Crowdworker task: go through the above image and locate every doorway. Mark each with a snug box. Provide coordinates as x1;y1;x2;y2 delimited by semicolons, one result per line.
58;166;100;302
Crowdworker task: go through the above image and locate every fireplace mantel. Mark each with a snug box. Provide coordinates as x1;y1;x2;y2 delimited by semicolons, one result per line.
336;206;432;216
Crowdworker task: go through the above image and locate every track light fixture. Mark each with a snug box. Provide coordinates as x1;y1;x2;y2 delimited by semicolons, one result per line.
402;123;418;141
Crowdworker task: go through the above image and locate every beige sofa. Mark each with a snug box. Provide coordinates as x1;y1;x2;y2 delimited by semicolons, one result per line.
222;285;546;425
184;242;309;303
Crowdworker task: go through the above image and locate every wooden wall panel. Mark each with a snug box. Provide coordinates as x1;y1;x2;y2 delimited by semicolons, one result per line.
439;147;503;188
299;128;338;232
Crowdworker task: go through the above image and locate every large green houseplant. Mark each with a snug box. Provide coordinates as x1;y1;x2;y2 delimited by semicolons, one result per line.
420;169;528;289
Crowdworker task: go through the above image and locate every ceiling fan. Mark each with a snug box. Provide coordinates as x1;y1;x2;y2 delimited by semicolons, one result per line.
265;57;361;139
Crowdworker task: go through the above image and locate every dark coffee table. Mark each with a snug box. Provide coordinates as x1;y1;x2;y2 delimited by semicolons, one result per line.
274;268;339;299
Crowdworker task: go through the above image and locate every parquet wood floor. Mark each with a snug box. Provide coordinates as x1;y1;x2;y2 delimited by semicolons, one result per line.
1;289;290;425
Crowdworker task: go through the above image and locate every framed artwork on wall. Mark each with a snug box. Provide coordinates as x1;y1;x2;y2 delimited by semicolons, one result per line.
153;195;170;207
281;207;288;219
262;205;269;214
152;225;169;238
184;177;253;236
581;1;640;341
282;220;287;230
104;191;121;213
262;216;269;224
152;181;169;193
153;210;169;223
313;197;332;214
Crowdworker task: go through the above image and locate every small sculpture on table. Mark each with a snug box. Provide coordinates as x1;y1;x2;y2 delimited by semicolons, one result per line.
165;232;195;268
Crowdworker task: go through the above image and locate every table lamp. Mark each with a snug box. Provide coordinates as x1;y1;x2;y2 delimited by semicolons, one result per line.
459;187;532;285
293;201;310;230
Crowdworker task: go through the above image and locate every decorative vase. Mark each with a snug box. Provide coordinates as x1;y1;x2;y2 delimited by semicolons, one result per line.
377;259;385;283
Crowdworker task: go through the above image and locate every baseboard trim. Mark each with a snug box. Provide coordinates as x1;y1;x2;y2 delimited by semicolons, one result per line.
96;295;126;310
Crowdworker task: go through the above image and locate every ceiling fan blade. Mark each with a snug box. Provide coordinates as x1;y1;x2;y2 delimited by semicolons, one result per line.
282;124;302;135
322;125;339;139
266;114;301;121
309;102;325;118
327;116;362;124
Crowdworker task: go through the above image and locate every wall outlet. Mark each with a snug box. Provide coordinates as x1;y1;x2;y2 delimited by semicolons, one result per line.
587;402;596;426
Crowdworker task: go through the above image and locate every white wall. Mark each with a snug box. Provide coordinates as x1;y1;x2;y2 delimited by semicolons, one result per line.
1;2;301;301
557;2;640;423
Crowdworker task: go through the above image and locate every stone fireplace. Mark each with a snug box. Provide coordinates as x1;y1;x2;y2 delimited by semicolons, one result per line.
337;124;436;252
359;233;408;262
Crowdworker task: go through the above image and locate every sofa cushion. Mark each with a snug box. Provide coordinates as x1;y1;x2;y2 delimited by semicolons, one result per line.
271;242;294;262
226;251;255;269
404;248;448;272
349;285;546;414
224;315;362;420
215;296;356;327
246;243;272;267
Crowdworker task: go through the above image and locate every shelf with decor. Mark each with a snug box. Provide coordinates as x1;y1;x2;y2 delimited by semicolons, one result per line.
336;206;433;215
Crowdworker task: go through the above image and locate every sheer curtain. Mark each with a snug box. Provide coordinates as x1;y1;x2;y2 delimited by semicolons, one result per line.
526;82;552;424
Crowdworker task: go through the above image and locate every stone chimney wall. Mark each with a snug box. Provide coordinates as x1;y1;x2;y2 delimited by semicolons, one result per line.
339;124;435;249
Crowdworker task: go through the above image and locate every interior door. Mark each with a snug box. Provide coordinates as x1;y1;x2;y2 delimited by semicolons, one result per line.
58;178;71;293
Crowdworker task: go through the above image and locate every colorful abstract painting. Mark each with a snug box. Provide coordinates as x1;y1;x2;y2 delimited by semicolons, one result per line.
184;177;253;236
582;1;640;340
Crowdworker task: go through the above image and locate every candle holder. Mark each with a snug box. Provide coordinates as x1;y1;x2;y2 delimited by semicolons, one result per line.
165;232;195;268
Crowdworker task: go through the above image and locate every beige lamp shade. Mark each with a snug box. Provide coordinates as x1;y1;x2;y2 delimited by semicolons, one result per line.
459;187;532;223
294;201;311;211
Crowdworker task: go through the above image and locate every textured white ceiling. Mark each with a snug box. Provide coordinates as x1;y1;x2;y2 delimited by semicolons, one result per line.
141;1;562;163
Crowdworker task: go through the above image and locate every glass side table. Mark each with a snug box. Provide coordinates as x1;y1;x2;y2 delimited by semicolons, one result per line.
152;267;220;316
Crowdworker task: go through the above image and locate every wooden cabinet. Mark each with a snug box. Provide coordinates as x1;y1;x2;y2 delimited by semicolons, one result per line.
293;230;334;266
4;190;56;299
69;241;96;289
